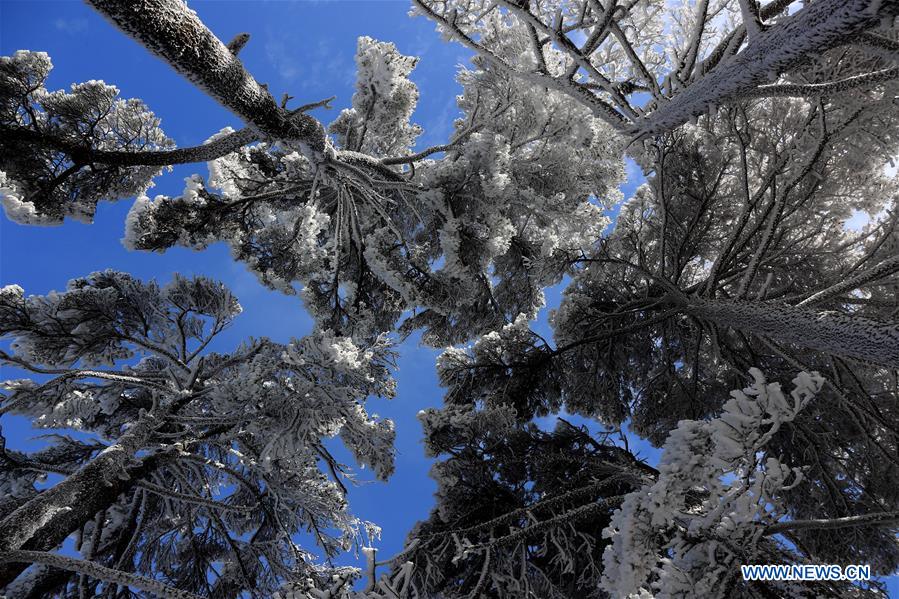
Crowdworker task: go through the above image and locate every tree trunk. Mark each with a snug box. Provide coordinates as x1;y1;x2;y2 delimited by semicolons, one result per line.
632;0;899;137
84;0;401;181
85;0;328;157
0;414;162;588
687;298;899;368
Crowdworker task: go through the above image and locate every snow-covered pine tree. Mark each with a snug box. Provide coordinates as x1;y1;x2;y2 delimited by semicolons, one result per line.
602;369;899;598
413;0;899;137
0;271;395;598
4;0;895;351
420;82;899;588
1;0;625;345
407;25;899;579
2;0;899;596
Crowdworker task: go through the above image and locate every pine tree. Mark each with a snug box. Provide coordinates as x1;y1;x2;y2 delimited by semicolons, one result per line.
2;0;899;596
0;272;395;597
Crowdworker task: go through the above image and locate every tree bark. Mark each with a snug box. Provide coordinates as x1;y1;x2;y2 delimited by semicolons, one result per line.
686;298;899;368
632;0;899;137
85;0;329;157
0;413;163;588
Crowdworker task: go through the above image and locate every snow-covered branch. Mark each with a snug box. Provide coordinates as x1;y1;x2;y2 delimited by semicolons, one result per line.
686;297;899;367
601;369;828;598
0;550;203;599
631;0;897;136
797;253;899;307
745;66;899;97
765;510;899;535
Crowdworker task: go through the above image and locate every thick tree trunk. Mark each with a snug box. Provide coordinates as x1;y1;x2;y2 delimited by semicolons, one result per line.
85;0;328;156
0;414;162;588
632;0;899;137
687;298;899;368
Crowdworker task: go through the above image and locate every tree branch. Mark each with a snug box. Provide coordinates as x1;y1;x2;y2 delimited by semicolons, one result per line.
0;351;171;395
468;495;627;551
86;0;329;156
858;31;899;60
687;297;899;368
738;0;764;39
380;123;482;166
0;124;256;167
765;511;899;535
633;0;897;137
797;253;899;307
0;550;203;599
746;66;899;97
135;480;257;512
411;0;628;128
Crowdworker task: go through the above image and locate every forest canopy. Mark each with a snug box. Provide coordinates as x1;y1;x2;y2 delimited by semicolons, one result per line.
1;0;898;597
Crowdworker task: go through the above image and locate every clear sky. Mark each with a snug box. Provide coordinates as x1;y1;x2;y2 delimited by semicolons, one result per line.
1;1;894;595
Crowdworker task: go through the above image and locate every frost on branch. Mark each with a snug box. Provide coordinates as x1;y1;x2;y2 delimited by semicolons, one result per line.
0;50;173;224
0;271;397;597
122;35;624;344
413;0;899;137
329;37;422;158
600;369;859;599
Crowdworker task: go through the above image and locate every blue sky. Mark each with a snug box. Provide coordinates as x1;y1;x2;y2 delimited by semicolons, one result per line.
1;1;894;594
